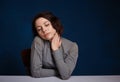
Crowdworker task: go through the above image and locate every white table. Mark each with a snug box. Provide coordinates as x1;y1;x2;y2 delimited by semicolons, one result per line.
0;75;120;82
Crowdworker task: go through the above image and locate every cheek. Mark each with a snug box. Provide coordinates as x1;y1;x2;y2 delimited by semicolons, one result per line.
53;29;56;32
51;27;56;33
49;25;55;31
37;31;43;36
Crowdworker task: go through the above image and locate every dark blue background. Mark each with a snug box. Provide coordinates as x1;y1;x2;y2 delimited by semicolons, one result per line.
0;0;120;75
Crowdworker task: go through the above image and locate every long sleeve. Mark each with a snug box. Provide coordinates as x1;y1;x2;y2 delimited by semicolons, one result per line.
30;37;58;78
52;42;78;80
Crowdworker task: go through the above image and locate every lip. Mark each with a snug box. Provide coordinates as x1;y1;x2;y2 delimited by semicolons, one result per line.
45;33;50;36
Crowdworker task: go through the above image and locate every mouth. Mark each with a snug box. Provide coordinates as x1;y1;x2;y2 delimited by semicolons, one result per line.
44;33;50;36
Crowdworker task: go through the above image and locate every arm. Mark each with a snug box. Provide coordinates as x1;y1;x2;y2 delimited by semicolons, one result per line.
52;43;78;80
30;37;58;78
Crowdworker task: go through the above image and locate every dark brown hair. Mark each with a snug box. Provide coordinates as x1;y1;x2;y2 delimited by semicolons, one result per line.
32;11;63;37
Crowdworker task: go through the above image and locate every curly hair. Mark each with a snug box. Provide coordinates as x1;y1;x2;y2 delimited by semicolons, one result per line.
32;11;63;37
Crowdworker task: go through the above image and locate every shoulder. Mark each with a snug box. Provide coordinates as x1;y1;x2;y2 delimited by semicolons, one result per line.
62;37;78;50
33;36;43;43
62;37;78;46
32;36;44;47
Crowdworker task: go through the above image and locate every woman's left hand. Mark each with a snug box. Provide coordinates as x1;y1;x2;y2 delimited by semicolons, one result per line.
51;33;62;51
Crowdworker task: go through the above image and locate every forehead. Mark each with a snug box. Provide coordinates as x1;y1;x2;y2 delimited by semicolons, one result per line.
35;17;50;25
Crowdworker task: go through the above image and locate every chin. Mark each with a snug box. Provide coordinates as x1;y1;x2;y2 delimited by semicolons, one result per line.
45;36;52;40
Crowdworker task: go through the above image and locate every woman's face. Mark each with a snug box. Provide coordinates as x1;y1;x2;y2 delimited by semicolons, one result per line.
35;17;56;41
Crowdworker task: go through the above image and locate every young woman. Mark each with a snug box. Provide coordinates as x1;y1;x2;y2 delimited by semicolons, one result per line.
31;11;78;80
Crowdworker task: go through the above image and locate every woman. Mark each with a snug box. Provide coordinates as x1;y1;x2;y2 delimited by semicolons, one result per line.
31;11;78;80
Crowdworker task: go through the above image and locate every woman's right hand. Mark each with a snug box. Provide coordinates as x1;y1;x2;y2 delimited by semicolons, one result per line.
51;33;62;51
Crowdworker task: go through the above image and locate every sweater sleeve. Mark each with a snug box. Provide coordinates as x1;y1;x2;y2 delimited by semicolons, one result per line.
30;37;58;78
52;42;78;80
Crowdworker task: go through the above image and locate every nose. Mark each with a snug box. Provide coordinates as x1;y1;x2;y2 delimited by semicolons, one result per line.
42;27;47;33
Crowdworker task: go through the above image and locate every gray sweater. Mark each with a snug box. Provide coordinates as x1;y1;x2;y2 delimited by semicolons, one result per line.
31;36;78;79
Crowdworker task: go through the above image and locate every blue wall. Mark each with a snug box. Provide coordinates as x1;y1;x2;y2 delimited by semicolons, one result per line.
0;0;120;75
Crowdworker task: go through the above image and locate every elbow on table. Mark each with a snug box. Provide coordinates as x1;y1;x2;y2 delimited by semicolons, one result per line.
32;74;46;78
59;69;72;80
31;71;42;78
60;74;71;80
31;73;40;78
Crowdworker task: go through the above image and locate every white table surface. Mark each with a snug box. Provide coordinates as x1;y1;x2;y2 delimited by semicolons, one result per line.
0;75;120;82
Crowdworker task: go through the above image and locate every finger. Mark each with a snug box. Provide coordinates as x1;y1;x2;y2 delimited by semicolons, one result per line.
51;32;57;41
59;39;62;47
53;32;57;37
58;36;61;42
54;33;59;41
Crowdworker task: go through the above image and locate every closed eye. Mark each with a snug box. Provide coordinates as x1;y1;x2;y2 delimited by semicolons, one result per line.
36;27;42;31
37;29;41;31
45;24;49;27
